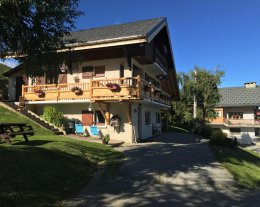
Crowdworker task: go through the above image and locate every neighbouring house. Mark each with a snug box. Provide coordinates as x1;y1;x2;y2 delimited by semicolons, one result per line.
4;17;179;143
210;82;260;144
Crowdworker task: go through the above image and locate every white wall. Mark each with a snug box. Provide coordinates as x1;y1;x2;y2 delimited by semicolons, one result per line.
224;107;254;119
212;125;258;144
139;103;161;139
67;58;132;84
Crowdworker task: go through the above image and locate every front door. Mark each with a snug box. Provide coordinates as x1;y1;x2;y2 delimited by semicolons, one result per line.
15;76;25;101
82;110;93;126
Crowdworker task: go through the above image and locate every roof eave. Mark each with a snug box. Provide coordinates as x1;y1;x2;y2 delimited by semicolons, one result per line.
61;35;147;52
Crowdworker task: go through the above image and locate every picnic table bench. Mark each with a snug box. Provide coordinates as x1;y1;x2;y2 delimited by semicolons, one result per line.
0;123;34;144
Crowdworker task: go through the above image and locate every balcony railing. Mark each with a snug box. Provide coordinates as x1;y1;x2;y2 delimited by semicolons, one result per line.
224;119;260;126
22;83;90;101
22;76;172;106
154;48;167;72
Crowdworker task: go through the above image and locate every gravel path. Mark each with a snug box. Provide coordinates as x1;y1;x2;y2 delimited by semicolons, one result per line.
62;132;260;207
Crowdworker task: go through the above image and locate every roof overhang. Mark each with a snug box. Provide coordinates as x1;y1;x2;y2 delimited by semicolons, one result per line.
216;104;260;108
61;36;148;52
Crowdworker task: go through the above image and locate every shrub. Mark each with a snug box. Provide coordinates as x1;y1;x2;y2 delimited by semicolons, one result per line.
209;130;227;146
42;106;65;127
200;125;213;139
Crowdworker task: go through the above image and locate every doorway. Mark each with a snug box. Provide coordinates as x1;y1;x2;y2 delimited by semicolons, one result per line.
15;76;25;101
82;110;93;126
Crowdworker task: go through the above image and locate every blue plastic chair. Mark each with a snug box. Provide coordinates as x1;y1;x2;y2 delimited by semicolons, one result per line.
90;126;100;137
75;123;84;134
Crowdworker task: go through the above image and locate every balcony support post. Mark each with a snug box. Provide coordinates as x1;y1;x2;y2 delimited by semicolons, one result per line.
105;103;110;125
123;103;132;125
22;84;24;97
96;103;109;124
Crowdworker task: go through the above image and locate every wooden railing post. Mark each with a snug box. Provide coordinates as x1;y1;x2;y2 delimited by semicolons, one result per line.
21;85;24;97
89;80;93;99
136;75;141;99
57;85;60;101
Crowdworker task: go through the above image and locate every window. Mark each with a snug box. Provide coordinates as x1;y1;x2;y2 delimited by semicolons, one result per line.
120;64;124;78
145;111;151;125
156;112;160;124
230;128;241;135
215;110;222;117
82;66;94;79
95;110;105;125
94;66;105;77
228;112;243;119
255;128;260;137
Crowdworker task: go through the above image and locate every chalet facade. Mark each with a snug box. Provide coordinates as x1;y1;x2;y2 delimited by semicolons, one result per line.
210;82;260;144
4;17;179;143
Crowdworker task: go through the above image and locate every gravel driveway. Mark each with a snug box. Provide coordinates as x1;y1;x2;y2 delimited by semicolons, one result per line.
63;132;260;207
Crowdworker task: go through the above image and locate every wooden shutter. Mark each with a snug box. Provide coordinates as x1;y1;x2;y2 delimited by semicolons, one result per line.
82;110;93;126
95;66;105;77
58;73;67;84
82;66;93;79
36;76;45;85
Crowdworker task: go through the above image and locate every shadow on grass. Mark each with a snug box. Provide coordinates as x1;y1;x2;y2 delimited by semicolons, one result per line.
211;146;260;189
211;146;260;167
13;140;55;146
0;140;122;207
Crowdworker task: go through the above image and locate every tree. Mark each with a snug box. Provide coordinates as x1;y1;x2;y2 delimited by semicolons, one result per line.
171;66;224;129
0;0;82;78
0;63;11;99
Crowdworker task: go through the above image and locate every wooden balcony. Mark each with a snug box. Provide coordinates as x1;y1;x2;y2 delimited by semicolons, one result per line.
22;83;90;101
22;76;172;106
154;48;167;72
224;119;260;127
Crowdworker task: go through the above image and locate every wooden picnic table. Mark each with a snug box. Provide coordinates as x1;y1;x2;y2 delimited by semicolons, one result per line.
0;122;34;144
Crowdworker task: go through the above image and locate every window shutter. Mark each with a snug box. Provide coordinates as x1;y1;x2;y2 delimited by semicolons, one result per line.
95;66;105;77
82;66;94;79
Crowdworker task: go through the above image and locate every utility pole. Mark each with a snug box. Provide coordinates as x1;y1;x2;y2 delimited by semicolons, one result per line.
193;69;197;119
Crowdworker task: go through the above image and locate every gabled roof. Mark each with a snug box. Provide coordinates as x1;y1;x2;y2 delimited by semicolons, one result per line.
217;86;260;107
66;17;166;47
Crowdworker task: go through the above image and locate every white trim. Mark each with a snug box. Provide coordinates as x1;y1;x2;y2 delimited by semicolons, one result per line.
147;21;167;43
141;98;171;108
59;38;147;52
24;99;91;105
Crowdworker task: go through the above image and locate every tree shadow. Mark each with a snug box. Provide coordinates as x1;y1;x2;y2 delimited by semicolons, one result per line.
62;132;260;207
13;140;55;146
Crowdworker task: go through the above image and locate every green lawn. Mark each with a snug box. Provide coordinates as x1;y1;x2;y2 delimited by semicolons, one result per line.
0;106;122;207
211;146;260;189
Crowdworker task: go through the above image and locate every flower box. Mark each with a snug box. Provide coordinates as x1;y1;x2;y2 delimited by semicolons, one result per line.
71;87;82;95
106;83;121;91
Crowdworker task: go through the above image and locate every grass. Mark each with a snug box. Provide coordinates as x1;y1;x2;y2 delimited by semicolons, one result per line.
211;146;260;189
0;106;122;207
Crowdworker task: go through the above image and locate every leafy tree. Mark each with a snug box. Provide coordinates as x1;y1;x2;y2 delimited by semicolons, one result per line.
0;63;11;98
171;66;224;129
0;0;82;79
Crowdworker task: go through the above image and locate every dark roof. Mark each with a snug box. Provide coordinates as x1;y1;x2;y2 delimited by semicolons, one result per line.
217;86;260;107
3;64;24;77
66;17;166;45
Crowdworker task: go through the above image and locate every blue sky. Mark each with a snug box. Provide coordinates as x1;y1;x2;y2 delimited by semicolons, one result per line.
1;0;260;87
